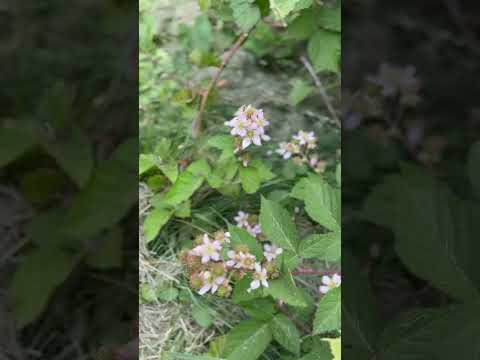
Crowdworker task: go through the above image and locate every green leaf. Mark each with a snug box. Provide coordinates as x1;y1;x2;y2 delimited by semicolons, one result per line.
289;79;314;106
270;0;301;20
10;247;80;328
270;314;301;355
361;175;401;228
324;338;341;360
313;287;341;334
160;162;179;183
260;197;298;253
63;139;137;238
164;171;205;206
158;287;179;302
175;200;191;218
377;305;480;360
192;303;214;327
140;283;157;303
308;30;340;73
299;232;340;262
342;251;379;360
297;175;340;231
223;320;272;360
139;154;157;175
208;135;236;155
191;15;213;53
316;6;341;32
468;141;480;198
164;353;225;360
239;298;276;320
209;336;227;358
287;9;317;40
392;172;480;302
0;126;38;168
232;275;263;303
86;227;123;269
307;182;340;231
43;127;93;188
265;273;307;307
250;159;275;181
143;207;173;242
230;0;261;33
228;225;264;260
239;166;261;194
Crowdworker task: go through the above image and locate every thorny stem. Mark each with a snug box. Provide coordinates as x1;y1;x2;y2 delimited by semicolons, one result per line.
275;300;311;334
300;56;340;126
192;31;252;138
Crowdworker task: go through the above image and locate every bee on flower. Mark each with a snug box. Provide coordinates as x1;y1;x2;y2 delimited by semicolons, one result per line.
247;263;269;292
191;234;222;264
225;105;271;150
263;244;283;262
319;273;341;294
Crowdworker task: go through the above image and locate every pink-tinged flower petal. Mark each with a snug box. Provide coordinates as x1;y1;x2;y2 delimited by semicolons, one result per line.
201;255;210;264
215;276;226;285
226;260;235;267
199;284;211;295
319;286;330;294
227;250;236;258
203;234;210;245
262;134;271;141
192;245;203;255
250;280;260;290
262;280;269;288
254;263;262;272
212;241;222;250
332;274;341;286
276;248;283;255
242;138;251;149
211;252;220;261
322;275;332;285
211;284;219;294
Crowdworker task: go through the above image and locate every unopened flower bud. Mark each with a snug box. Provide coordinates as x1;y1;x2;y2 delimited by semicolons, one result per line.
217;282;232;298
265;262;280;279
190;273;203;290
231;269;246;281
234;245;250;254
210;262;226;277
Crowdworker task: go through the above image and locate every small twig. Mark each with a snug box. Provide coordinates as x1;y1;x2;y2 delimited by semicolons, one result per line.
300;56;340;125
192;32;251;138
275;300;311;334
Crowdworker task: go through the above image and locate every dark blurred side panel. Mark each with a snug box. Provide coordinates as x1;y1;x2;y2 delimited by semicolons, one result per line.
0;1;138;359
342;1;480;358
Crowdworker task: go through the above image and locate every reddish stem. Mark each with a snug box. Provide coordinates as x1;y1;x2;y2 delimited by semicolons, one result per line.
292;267;340;277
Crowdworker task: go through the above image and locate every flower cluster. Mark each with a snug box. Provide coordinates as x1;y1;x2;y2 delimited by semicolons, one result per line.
234;211;264;239
276;130;326;173
319;273;341;294
180;228;283;297
225;105;271;152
